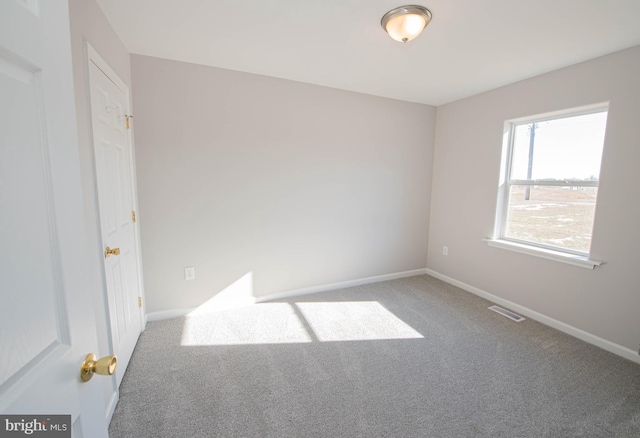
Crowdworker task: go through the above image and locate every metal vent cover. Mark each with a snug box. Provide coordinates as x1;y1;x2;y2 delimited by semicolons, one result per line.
488;305;525;322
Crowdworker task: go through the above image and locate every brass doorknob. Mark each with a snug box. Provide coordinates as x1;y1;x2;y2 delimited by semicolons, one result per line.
105;246;120;258
80;354;117;382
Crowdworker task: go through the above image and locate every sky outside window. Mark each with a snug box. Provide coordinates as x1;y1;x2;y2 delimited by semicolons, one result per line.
510;111;607;181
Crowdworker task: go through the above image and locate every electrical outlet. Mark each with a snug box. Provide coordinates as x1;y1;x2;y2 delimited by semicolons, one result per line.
442;246;448;256
184;266;195;281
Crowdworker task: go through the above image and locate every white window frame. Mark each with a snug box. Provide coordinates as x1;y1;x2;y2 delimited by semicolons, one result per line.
486;103;607;269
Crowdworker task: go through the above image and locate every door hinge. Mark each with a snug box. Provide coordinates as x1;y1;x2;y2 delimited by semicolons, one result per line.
132;210;136;223
138;297;142;308
125;114;133;129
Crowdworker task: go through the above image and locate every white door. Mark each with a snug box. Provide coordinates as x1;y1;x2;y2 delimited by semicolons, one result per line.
0;1;109;436
87;49;143;387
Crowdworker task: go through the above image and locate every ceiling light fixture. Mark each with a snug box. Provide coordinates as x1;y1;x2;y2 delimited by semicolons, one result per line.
381;5;432;43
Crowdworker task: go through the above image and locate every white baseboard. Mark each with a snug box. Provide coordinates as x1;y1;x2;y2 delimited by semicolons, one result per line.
426;269;640;365
146;268;427;322
105;390;119;425
255;268;428;303
146;307;196;322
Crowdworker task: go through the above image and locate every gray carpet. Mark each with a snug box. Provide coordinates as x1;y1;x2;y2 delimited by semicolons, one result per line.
109;275;640;437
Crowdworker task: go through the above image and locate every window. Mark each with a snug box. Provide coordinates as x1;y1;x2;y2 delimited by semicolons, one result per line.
492;106;608;262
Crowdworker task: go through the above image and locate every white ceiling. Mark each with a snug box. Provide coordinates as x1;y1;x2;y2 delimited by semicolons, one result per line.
95;0;640;106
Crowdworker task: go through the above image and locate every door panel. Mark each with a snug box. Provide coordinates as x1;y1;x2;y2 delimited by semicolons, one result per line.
0;49;69;390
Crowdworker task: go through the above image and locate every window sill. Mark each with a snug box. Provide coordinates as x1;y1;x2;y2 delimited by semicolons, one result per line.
483;238;603;270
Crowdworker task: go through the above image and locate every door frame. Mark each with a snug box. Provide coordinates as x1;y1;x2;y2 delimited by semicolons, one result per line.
84;41;146;366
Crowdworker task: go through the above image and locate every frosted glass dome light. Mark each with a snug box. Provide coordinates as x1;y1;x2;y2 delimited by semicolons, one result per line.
381;5;432;43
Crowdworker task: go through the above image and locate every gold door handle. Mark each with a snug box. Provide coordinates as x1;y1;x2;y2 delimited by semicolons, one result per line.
80;354;117;382
105;246;120;258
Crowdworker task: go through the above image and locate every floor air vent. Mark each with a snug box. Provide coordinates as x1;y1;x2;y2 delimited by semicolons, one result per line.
488;305;525;322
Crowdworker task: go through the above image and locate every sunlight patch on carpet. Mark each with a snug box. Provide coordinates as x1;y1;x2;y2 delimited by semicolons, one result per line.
296;301;424;342
181;303;312;346
180;300;423;346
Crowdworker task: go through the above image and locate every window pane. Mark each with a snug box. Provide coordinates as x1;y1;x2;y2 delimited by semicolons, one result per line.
510;112;607;181
505;185;597;253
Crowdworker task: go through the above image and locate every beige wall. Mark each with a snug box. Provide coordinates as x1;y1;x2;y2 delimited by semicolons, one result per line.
131;55;436;313
68;0;132;418
428;45;640;353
